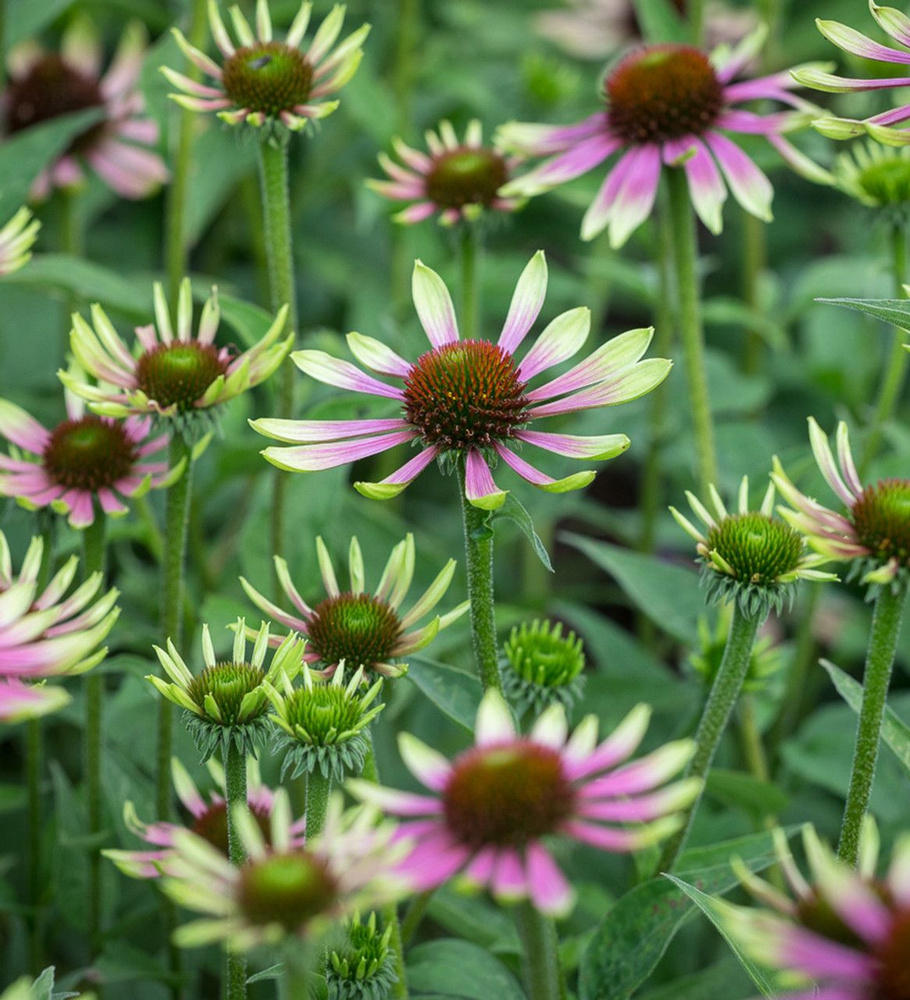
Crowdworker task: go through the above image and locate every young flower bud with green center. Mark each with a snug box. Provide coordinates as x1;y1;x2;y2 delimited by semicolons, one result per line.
689;608;783;692
327;911;397;1000
148;619;305;761
267;663;384;780
501;618;586;718
671;475;836;617
834;142;910;224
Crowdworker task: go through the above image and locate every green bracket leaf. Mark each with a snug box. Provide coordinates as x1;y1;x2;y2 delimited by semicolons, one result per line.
816;296;910;332
493;493;553;571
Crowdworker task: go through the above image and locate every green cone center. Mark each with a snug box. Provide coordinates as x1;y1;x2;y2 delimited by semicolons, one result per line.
222;42;313;118
43;416;137;492
425;148;508;209
238;851;338;929
504;620;585;688
706;512;805;584
857;159;910;206
135;342;229;412
852;480;910;570
284;684;368;744
186;661;266;725
307;592;403;672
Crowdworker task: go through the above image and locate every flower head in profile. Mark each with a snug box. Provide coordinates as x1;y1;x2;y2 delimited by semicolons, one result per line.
501;618;586;719
241;534;467;679
833;140;910;223
350;690;699;915
0;530;119;722
793;2;910;146
0;207;39;275
720;822;910;1000
671;475;836;616
497;31;830;246
772;418;910;591
254;252;669;508
164;0;370;134
0;389;181;529
5;16;168;199
61;278;292;440
368;120;522;226
105;756;306;879
162;790;408;952
148;620;305;761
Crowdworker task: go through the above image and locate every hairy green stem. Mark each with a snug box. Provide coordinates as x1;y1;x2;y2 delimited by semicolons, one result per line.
740;210;768;376
26;717;42;974
514;902;562;1000
224;741;248;1000
838;582;908;866
657;604;762;872
666;166;717;492
458;467;502;693
767;586;820;758
305;771;331;842
460;225;480;341
687;0;704;44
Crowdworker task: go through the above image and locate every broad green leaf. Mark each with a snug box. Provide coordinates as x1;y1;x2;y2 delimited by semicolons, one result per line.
246;964;284;984
425;885;520;953
406;656;482;732
705;769;789;820
407;939;525;1000
702;297;787;352
185;129;259;246
816;296;910;332
578;829;793;1000
639;957;754;1000
215;293;278;349
8;0;78;47
663;876;780;999
631;0;687;42
561;532;703;643
822;659;910;776
494;493;553;572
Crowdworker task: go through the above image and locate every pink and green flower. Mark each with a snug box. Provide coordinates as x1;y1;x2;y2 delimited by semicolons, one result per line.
350;690;699;915
253;251;669;509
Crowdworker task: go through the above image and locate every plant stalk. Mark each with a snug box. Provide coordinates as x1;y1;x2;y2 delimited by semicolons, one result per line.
514;902;562;1000
460;224;480;341
305;771;331;842
26;717;42;974
224;740;248;1000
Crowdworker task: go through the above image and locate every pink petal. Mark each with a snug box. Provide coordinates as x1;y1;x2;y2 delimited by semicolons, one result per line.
464;449;506;507
262;430;419;472
526;843;574;914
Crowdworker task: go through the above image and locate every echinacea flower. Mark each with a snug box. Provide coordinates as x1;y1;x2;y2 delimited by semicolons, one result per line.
0;530;119;721
148;619;305;761
772;418;910;589
0;207;39;275
254;251;668;508
497;32;830;245
793;2;910;146
368;120;522;226
0;390;181;529
833;140;910;222
5;16;168;200
60;278;292;438
350;689;699;915
105;756;306;878
162;789;408;951
164;0;370;133
501;618;586;718
240;534;467;679
719;822;910;1000
671;475;836;616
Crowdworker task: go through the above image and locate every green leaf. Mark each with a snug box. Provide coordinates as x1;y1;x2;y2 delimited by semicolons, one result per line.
406;656;482;731
822;658;910;776
246;964;284;984
407;939;525;1000
7;0;78;47
631;0;687;42
425;885;520;953
662;876;780;999
0;782;26;814
702;297;787;352
185;129;259;246
561;532;703;643
705;769;789;820
578;829;793;1000
816;296;910;332
0;109;105;218
639;957;755;1000
494;493;553;571
215;293;278;349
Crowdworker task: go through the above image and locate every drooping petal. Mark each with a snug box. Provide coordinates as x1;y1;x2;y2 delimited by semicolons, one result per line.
464;450;507;509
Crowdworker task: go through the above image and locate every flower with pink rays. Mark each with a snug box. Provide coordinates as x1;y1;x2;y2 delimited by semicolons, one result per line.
161;789;409;952
104;756;306;879
0;678;71;723
718;822;910;1000
0;389;182;529
240;533;468;680
5;16;168;200
0;207;39;275
253;251;668;509
772;417;910;589
164;0;370;134
496;31;830;246
349;690;699;916
793;2;910;147
59;278;292;439
367;119;523;226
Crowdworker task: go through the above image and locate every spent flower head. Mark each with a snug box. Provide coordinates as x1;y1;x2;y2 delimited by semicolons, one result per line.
148;619;305;762
61;278;292;440
165;0;369;135
162;790;409;952
368;120;522;226
350;690;699;915
772;417;910;593
501;618;586;718
5;16;168;199
241;534;467;679
104;756;305;879
671;475;836;617
327;911;397;1000
254;252;668;508
267;663;384;780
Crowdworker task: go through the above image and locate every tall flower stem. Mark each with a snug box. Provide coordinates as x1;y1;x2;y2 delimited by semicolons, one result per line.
514;902;563;1000
165;0;208;307
305;771;331;841
458;465;502;693
26;717;42;973
740;210;768;376
687;0;705;45
837;581;908;866
666;166;717;493
280;948;315;1000
259;137;298;566
158;435;194;819
860;222;908;473
460;224;480;341
656;603;762;872
224;740;248;1000
82;511;107;959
